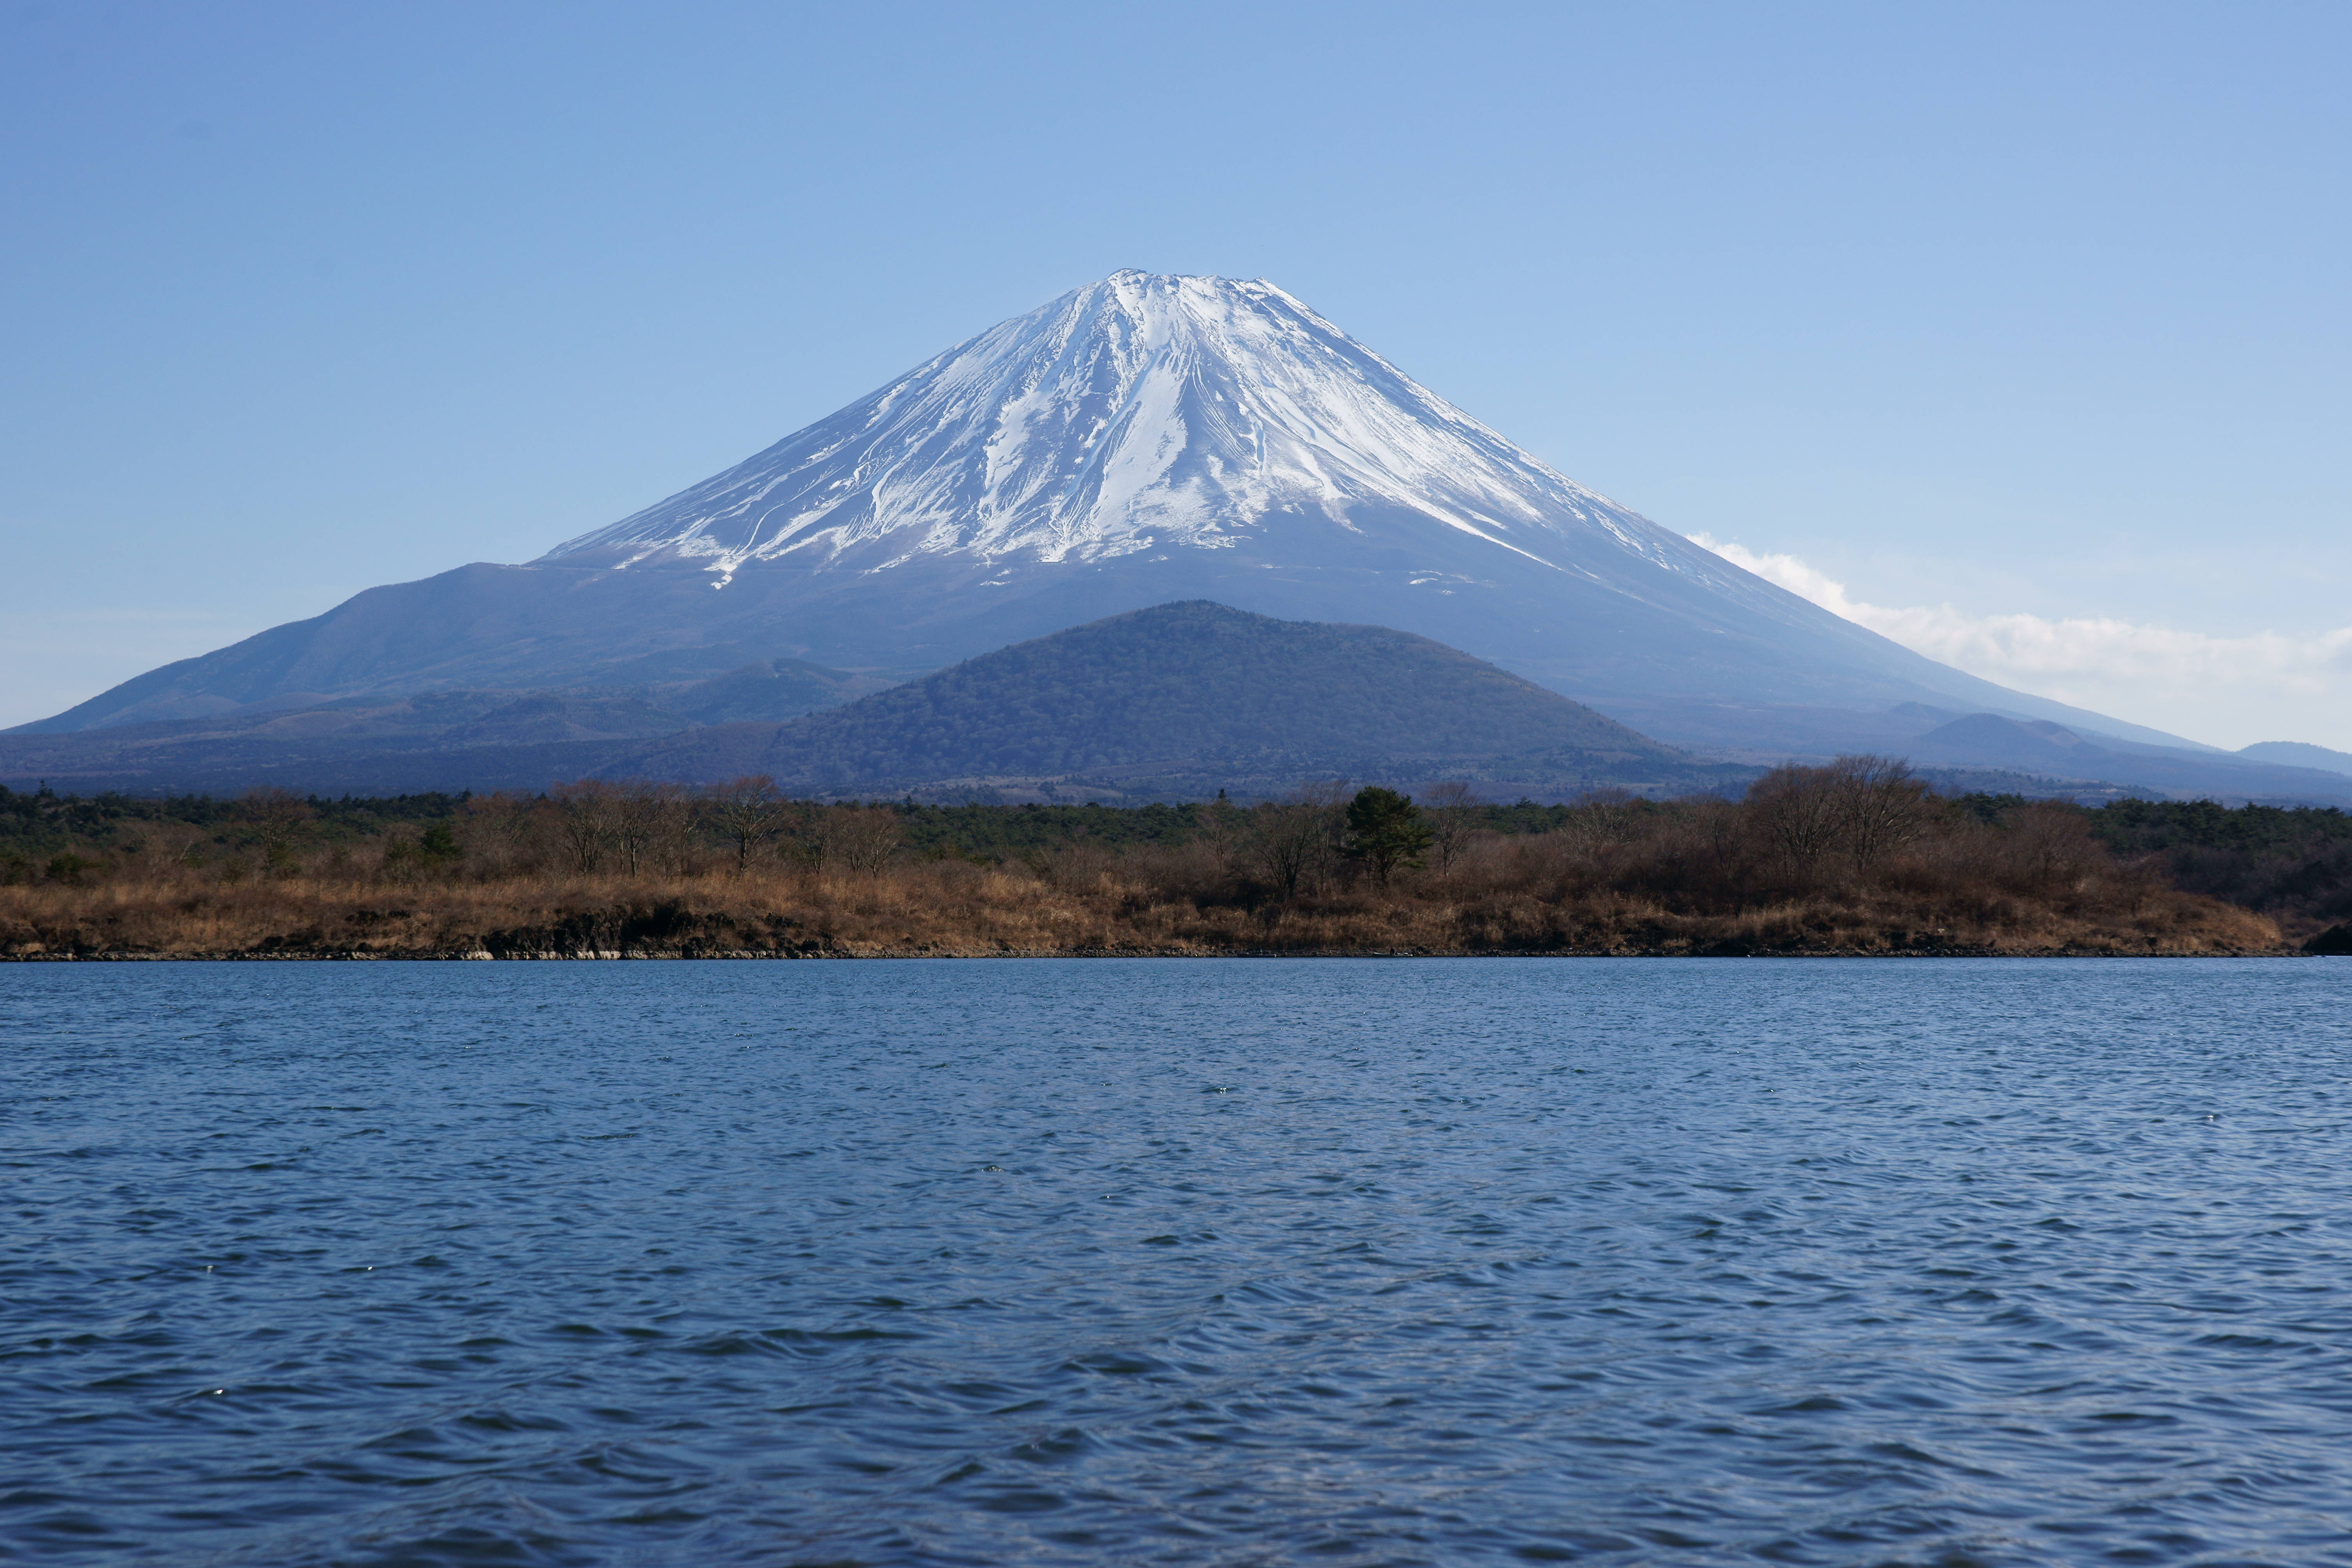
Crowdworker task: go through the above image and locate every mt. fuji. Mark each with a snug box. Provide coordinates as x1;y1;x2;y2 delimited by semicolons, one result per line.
546;270;1689;586
26;271;2196;755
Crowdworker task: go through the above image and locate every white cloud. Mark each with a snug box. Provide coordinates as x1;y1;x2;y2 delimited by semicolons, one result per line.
1689;534;2352;751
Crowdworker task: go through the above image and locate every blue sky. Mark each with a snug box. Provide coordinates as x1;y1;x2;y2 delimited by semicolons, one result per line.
4;0;2347;746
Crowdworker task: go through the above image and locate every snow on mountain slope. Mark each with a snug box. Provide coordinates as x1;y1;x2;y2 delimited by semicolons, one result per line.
542;270;1750;600
25;271;2221;761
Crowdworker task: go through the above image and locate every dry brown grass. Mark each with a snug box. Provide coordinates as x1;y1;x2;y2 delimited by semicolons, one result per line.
0;844;2283;960
0;767;2293;959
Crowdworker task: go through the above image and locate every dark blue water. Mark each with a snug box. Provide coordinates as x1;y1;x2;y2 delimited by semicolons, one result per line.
5;960;2350;1566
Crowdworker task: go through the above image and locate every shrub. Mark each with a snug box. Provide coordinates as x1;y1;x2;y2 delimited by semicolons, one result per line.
44;852;96;886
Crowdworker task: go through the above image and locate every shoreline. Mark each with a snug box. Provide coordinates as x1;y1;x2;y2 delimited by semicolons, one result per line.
12;782;2336;963
5;808;2301;962
5;944;2305;962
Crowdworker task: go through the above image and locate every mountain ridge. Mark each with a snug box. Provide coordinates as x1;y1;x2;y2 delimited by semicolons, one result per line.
2238;740;2352;778
602;601;1738;800
0;604;1749;802
1900;714;2352;803
16;270;2273;767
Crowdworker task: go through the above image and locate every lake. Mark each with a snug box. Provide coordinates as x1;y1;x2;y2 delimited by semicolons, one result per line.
4;958;2349;1566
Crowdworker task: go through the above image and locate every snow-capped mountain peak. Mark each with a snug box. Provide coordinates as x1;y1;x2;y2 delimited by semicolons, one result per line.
35;269;2223;766
539;270;1706;588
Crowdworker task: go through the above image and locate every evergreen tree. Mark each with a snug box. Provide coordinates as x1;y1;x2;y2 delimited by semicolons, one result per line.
1344;786;1433;887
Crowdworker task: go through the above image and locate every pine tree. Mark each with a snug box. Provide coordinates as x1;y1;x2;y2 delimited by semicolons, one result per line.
1344;787;1434;887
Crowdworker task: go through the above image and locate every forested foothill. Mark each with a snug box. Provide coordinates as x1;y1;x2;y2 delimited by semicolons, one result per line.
6;756;2338;958
0;605;1742;803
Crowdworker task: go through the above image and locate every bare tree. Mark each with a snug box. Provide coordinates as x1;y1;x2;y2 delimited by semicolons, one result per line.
813;804;905;875
1421;781;1481;875
1684;793;1746;869
1739;756;1935;878
238;787;313;870
1557;789;1639;858
2000;800;2103;892
1250;779;1350;898
459;792;545;875
606;780;688;877
1249;802;1322;899
1188;789;1247;867
656;784;704;875
1298;778;1353;892
1827;754;1932;873
551;780;619;873
1040;840;1116;891
1745;765;1845;871
705;775;788;872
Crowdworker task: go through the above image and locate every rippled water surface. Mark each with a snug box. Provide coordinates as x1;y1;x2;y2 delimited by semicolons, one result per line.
5;959;2352;1566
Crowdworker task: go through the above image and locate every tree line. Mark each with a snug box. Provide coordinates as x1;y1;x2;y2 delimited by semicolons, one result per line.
6;755;2317;956
4;758;2346;953
0;755;2210;899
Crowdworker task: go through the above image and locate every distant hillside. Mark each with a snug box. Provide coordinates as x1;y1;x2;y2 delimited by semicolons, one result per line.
0;662;892;796
0;604;1728;800
614;602;1737;799
1903;714;2352;805
2238;740;2352;778
667;658;894;724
